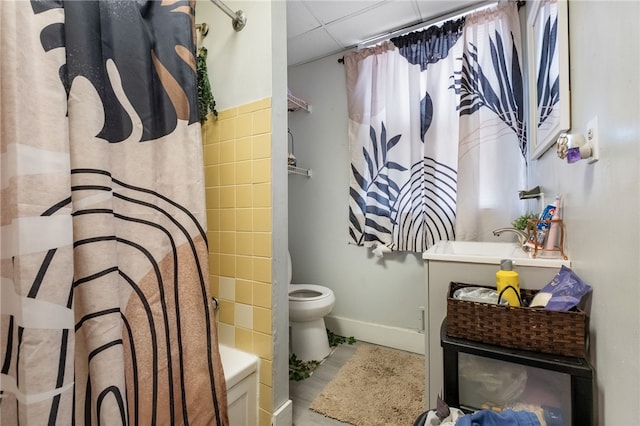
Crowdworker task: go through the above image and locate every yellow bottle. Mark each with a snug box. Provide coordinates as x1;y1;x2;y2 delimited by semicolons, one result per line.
496;259;521;307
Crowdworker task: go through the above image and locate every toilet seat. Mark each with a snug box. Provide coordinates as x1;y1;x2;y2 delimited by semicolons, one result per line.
289;284;335;321
289;284;333;302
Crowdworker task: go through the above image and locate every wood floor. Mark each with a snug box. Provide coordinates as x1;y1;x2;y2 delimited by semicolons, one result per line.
289;342;362;426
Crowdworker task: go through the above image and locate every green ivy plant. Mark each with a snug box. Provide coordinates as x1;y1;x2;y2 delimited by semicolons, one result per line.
512;212;538;231
289;329;356;381
327;329;356;347
289;354;320;381
196;47;217;123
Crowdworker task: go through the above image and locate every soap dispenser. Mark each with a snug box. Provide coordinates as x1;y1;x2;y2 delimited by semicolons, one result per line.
496;259;521;307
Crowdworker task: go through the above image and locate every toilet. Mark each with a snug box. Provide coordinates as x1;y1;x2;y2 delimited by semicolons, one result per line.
288;251;336;361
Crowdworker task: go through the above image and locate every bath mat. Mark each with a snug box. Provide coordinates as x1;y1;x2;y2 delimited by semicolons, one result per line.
309;343;426;426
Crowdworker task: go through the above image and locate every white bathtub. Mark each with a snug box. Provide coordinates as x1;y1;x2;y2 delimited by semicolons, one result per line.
219;345;259;426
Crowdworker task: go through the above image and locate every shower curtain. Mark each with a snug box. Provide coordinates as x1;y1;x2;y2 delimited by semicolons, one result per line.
345;2;525;251
0;1;228;425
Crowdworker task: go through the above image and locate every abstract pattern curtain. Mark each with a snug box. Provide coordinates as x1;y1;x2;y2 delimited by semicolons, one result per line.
1;1;228;425
533;0;562;146
345;2;525;251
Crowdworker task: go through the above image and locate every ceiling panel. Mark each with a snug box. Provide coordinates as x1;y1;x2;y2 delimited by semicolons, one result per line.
415;0;485;20
326;1;421;47
304;0;386;24
286;1;322;39
287;27;344;66
287;0;489;66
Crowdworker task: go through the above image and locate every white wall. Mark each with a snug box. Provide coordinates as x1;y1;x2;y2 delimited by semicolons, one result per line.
289;1;640;424
268;0;291;420
288;55;426;343
196;0;273;110
529;2;640;424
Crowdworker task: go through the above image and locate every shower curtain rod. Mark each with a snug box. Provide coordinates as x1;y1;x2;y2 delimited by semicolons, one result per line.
209;0;247;32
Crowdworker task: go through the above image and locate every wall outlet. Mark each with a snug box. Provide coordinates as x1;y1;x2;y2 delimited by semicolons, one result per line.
418;306;425;333
586;116;599;164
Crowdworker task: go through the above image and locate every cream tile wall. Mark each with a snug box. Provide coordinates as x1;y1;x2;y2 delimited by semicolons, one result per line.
201;98;273;425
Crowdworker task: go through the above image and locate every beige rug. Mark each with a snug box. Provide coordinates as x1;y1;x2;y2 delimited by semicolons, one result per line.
309;343;426;426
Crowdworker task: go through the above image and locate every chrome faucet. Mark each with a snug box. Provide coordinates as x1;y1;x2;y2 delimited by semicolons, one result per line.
492;227;529;248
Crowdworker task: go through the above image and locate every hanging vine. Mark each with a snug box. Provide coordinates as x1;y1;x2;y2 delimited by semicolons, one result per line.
196;46;217;123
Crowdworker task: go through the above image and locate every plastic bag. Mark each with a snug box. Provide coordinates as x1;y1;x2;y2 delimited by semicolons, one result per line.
453;287;508;305
530;265;592;311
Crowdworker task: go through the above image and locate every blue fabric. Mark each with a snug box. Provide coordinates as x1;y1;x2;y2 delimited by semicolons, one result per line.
456;409;541;426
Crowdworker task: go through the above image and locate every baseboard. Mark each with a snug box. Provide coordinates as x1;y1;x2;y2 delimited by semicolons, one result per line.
271;399;292;426
324;315;425;355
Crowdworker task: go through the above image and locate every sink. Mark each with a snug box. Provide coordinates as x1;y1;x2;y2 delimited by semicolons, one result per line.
422;240;570;268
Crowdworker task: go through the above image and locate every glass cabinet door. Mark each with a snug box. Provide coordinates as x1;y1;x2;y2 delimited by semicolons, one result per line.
458;353;571;425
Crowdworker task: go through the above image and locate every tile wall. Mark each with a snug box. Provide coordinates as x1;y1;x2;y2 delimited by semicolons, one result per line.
201;98;273;426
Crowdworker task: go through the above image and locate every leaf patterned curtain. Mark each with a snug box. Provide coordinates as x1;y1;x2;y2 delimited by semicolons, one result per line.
0;1;228;425
345;2;525;252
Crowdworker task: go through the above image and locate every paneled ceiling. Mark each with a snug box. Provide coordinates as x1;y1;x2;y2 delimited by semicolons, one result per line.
287;0;487;66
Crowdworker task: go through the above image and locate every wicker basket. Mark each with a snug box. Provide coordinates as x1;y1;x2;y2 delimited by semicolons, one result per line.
446;282;588;358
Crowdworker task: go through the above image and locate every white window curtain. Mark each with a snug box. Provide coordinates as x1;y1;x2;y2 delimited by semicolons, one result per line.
344;2;526;252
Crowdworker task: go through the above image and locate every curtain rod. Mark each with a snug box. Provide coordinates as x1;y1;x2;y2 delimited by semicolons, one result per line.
355;0;525;51
356;0;497;50
196;23;209;37
209;0;247;32
338;0;524;63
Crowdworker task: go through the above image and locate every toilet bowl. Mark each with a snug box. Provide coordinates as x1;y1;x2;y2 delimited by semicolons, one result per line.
288;252;335;361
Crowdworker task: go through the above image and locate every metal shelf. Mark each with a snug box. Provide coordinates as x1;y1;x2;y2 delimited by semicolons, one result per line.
287;91;310;176
288;165;312;177
287;92;311;113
